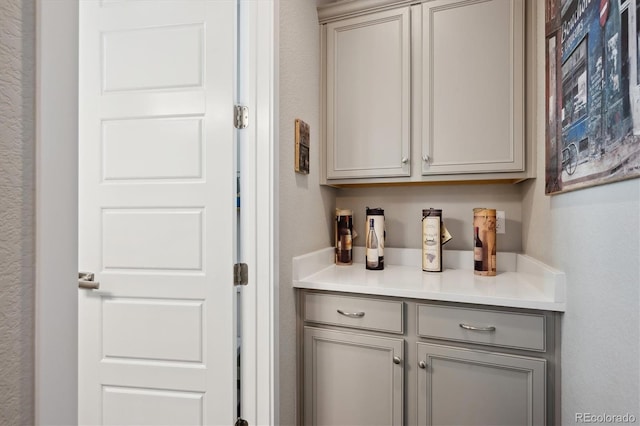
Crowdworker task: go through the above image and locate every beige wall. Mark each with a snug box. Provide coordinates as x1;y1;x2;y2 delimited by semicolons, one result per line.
336;184;523;252
278;1;336;424
0;0;35;424
522;1;640;422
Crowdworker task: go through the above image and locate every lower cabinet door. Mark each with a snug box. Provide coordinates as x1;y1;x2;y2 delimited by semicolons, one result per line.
304;327;404;426
417;343;546;426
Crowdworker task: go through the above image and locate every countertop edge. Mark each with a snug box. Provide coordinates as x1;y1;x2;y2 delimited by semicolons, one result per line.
293;279;566;312
292;248;567;312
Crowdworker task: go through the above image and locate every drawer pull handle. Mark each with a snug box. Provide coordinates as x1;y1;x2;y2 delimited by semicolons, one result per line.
337;309;365;318
459;323;496;332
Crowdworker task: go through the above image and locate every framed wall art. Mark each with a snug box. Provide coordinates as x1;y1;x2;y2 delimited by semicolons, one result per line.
295;118;310;174
545;0;640;194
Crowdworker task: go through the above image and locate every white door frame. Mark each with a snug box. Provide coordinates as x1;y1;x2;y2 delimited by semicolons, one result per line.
34;1;278;424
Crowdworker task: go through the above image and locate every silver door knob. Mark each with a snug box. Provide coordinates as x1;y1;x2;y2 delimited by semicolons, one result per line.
78;272;100;290
419;360;427;369
422;155;430;163
393;356;401;365
401;157;409;164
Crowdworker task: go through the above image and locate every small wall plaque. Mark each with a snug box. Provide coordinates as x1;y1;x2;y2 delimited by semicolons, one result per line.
295;118;310;174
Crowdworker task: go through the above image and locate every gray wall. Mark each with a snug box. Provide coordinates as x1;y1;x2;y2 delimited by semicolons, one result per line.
278;1;336;424
336;184;523;252
0;0;35;424
522;1;640;422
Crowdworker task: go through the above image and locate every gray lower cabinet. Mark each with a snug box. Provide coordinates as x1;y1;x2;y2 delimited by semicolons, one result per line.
416;343;546;426
303;327;404;426
299;290;558;426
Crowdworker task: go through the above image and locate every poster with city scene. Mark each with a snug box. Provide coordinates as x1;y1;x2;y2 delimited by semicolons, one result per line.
545;0;640;194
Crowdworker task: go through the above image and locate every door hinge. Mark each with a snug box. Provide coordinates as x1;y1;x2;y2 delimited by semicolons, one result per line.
235;418;248;426
234;105;249;129
234;263;248;286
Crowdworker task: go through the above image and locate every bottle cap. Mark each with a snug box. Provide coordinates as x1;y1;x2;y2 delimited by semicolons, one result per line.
422;208;442;216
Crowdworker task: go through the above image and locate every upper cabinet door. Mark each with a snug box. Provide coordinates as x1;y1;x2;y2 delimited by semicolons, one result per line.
325;7;411;179
420;0;525;175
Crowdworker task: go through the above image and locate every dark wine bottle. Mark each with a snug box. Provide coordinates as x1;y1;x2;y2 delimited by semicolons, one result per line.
474;226;483;271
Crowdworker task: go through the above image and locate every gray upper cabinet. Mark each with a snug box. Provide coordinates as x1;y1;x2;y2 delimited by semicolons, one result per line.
319;0;532;185
419;0;525;175
323;7;411;179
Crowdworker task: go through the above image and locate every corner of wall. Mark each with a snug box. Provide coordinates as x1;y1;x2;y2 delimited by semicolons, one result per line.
278;2;337;424
0;0;36;424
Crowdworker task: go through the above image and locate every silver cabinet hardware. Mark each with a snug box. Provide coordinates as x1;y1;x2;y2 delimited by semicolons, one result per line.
401;157;409;164
418;360;427;369
393;356;401;365
459;323;496;332
422;155;430;163
337;309;365;318
234;105;249;129
78;272;100;290
234;263;248;286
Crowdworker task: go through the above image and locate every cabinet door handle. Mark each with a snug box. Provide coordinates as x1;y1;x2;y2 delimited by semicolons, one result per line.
418;360;427;369
337;309;365;318
459;323;496;332
393;356;401;365
422;155;430;163
401;157;409;164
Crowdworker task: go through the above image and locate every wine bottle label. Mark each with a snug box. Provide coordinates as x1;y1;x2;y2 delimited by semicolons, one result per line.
474;247;482;261
366;248;378;267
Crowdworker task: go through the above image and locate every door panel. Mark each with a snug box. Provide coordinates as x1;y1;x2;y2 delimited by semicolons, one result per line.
417;343;546;426
102;117;204;181
325;7;411;179
102;24;204;92
102;387;204;426
421;0;525;174
102;298;204;363
304;327;404;426
79;1;237;424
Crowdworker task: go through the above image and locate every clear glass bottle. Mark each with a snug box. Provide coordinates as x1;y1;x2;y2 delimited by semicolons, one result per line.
366;218;379;269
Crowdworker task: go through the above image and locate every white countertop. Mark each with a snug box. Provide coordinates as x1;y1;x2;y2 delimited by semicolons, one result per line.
293;247;566;312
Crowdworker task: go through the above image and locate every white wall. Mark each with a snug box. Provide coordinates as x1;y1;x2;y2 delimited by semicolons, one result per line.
0;1;35;424
522;1;640;422
278;1;336;424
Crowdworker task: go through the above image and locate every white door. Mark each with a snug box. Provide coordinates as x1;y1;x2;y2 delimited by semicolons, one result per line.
78;1;237;424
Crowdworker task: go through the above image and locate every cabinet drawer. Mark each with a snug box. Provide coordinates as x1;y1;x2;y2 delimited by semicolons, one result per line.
417;304;545;351
304;293;403;334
